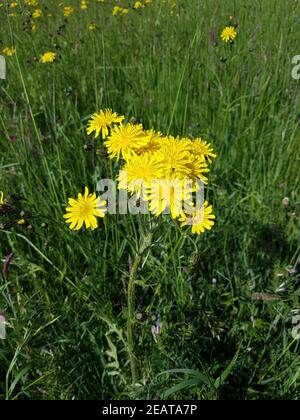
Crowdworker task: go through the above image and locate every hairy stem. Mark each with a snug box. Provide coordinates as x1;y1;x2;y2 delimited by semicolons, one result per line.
127;229;154;384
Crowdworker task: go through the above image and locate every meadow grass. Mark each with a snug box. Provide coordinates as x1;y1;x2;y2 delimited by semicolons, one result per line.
0;0;300;400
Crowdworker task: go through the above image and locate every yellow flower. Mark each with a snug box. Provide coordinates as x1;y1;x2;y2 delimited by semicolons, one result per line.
31;23;38;32
112;6;129;15
105;123;151;161
185;156;209;185
134;1;143;9
80;0;88;10
63;187;106;231
189;138;216;164
41;52;56;63
180;201;215;235
221;26;237;43
147;178;194;219
32;8;42;18
87;109;124;139
2;47;16;57
64;6;74;17
0;191;4;205
88;23;97;30
156;136;191;179
25;0;38;5
118;153;164;198
135;129;162;155
9;2;18;7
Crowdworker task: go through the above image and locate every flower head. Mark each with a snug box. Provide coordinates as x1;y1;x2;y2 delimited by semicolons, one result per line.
156;136;191;179
86;109;124;139
180;201;215;234
135;129;162;155
147;178;194;219
105;123;151;161
221;26;237;43
189;138;216;163
118;153;164;198
63;187;106;231
0;191;4;205
41;52;56;63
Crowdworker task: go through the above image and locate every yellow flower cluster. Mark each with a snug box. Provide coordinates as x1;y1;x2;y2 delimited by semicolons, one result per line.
83;109;216;235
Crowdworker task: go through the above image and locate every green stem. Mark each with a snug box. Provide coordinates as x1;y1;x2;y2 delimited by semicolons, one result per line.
127;229;154;384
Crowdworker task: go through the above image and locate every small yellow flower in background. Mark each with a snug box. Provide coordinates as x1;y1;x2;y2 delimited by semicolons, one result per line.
221;26;237;43
81;0;89;10
134;1;143;9
9;2;18;8
32;8;42;18
25;0;38;5
180;201;215;235
105;123;151;161
31;23;38;32
41;52;57;64
0;191;4;205
112;6;129;15
64;6;74;17
64;187;107;231
87;109;124;139
2;47;16;57
17;218;26;225
88;23;97;31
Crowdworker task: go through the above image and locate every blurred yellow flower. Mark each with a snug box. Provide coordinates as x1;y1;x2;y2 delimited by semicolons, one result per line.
64;6;74;17
221;26;237;43
112;6;129;15
41;52;57;63
32;8;42;18
25;0;38;5
2;47;16;56
81;0;88;10
88;23;97;30
134;1;143;10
